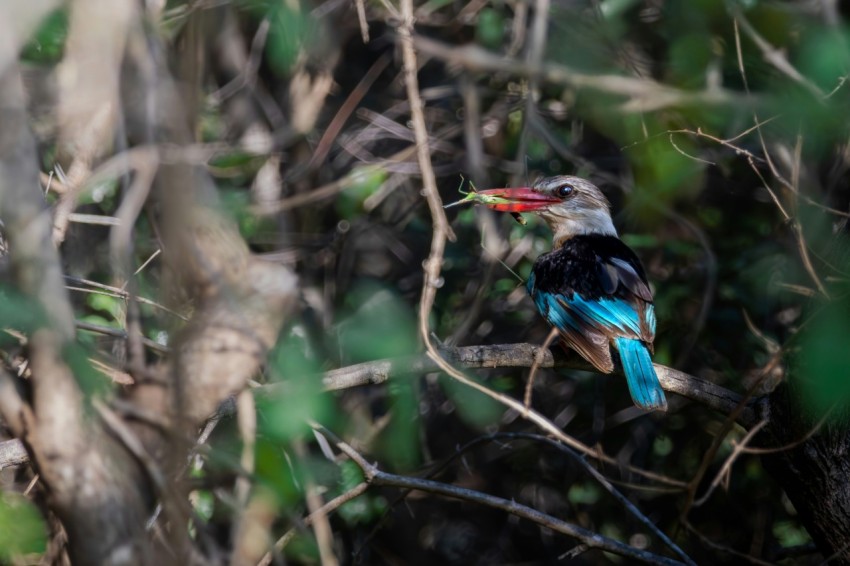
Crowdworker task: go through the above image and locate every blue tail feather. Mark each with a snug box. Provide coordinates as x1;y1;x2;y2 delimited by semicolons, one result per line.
614;337;667;411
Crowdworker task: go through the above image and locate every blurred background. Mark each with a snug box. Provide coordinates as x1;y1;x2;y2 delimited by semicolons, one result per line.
2;0;850;564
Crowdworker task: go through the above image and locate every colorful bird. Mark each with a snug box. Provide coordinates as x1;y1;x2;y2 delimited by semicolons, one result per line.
451;176;667;411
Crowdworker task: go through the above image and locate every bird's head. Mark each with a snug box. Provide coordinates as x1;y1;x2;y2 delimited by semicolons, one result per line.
475;175;617;246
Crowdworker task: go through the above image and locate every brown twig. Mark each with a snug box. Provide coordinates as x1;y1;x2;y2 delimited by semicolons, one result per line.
75;319;170;354
510;0;550;186
692;419;768;507
258;482;370;566
354;0;369;43
524;327;560;412
731;18;830;300
397;0;457;361
294;439;339;566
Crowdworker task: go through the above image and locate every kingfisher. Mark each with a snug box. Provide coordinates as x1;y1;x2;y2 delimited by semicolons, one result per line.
459;176;667;411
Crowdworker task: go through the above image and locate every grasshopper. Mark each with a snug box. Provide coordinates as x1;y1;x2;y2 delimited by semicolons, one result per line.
443;179;527;225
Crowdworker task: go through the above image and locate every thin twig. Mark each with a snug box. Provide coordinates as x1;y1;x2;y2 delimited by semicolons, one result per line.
524;327;560;412
75;320;170;353
692;419;768;507
234;390;256;510
354;0;369;43
65;274;188;321
258;482;369;566
510;0;550;185
397;0;457;369
294;439;339;566
682;520;775;566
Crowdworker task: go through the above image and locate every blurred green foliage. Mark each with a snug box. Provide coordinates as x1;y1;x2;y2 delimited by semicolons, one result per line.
335;460;387;525
0;494;47;560
476;8;505;50
795;297;850;420
265;1;322;76
260;333;334;442
20;8;67;63
336;167;388;220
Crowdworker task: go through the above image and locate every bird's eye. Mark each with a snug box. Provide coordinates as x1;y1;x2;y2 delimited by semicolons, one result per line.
557;184;574;198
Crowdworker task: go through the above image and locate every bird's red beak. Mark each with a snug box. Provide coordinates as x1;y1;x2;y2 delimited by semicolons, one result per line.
474;187;561;212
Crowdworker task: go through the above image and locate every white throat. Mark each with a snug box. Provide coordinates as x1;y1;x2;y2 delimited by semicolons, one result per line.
545;208;618;248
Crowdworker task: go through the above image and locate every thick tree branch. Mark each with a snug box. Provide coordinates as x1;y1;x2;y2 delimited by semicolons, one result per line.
0;438;28;470
322;342;756;426
0;37;155;564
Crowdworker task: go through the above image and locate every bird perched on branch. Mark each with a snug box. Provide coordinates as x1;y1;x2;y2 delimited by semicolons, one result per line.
451;176;667;411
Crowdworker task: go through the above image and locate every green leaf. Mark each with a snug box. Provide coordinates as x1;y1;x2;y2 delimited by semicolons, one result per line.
20;9;67;63
336;167;388;219
265;1;321;76
653;435;674;457
476;8;505;50
794;298;850;420
568;482;601;505
773;520;811;548
87;293;124;322
439;373;504;429
796;28;850;91
337;283;417;363
0;494;47;560
260;333;333;442
335;460;386;525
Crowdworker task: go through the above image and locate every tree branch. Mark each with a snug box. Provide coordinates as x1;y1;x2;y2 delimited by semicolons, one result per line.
329;429;686;566
0;341;755;471
322;342;756;426
412;35;746;113
0;438;28;470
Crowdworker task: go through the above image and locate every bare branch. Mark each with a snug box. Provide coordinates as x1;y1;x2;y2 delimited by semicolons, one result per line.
413;36;746;112
0;438;28;470
322;342;754;425
398;0;456;376
329;430;686;566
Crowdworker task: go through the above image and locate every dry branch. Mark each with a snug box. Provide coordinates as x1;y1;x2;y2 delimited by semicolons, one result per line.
322;342;754;425
0;436;28;470
330;430;687;566
412;35;746;112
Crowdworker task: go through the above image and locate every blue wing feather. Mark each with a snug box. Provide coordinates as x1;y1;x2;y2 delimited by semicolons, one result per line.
568;294;642;336
527;266;666;411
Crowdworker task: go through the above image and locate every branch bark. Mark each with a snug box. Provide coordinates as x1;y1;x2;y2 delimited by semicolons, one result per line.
0;41;155;564
322;342;755;426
